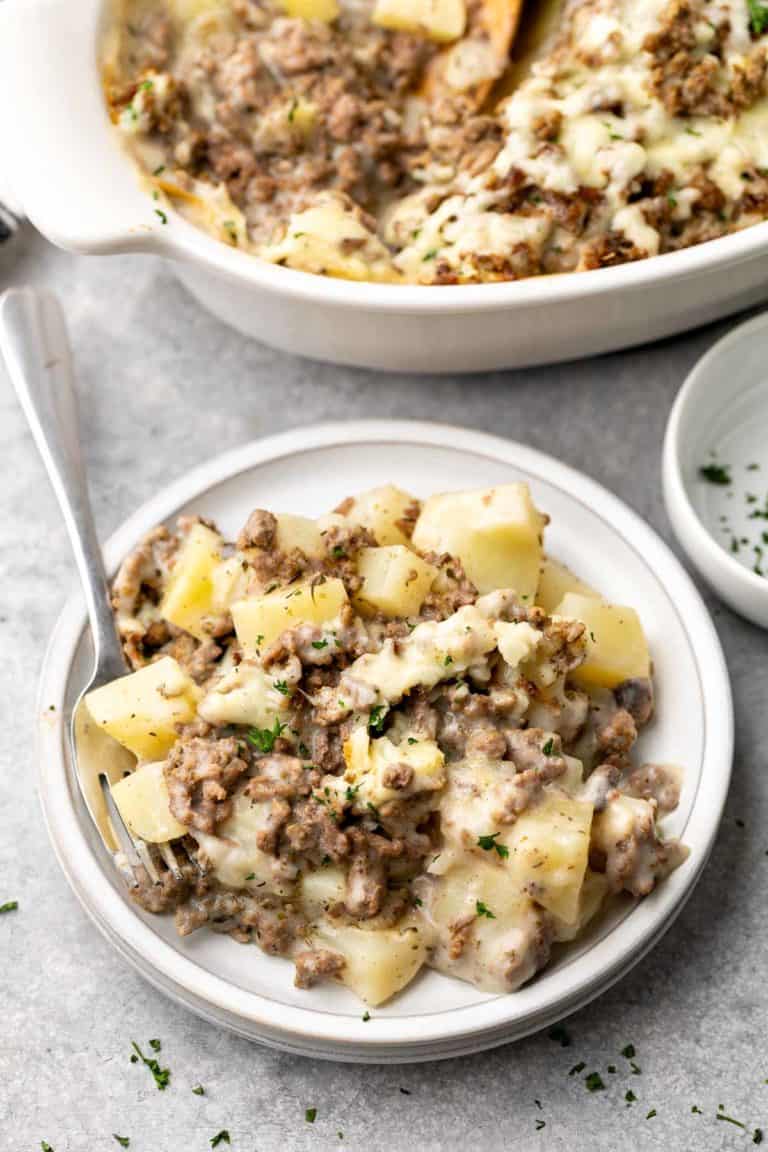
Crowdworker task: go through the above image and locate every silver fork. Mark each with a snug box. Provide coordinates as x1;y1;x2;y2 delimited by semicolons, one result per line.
0;287;191;888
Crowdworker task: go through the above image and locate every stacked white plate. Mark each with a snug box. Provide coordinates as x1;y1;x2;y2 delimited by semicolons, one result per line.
37;422;733;1062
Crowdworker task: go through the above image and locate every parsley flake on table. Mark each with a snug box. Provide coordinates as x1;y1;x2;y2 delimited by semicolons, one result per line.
568;1062;586;1076
130;1041;170;1091
754;1129;764;1144
477;832;509;859
400;1088;412;1095
535;1119;546;1131
148;1039;161;1052
584;1072;605;1092
306;1107;317;1123
548;1024;571;1047
625;1090;637;1105
41;1144;54;1151
113;1137;130;1148
192;1084;205;1096
210;1132;230;1148
646;1109;657;1120
476;900;496;919
0;900;18;913
621;1043;636;1059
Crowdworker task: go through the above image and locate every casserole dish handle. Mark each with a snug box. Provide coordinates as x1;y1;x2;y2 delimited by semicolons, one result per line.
0;0;168;255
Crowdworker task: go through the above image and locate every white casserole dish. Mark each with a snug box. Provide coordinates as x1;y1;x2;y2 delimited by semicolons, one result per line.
3;0;768;373
36;421;733;1060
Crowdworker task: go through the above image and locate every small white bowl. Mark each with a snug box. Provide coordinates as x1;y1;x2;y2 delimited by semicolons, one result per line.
663;312;768;629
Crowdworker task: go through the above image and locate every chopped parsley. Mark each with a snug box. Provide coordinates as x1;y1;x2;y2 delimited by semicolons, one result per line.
345;784;360;802
247;717;285;753
748;0;768;35
192;1084;205;1096
130;1041;170;1091
210;1132;230;1148
311;638;329;650
584;1072;605;1092
443;654;454;666
306;1108;317;1123
113;1138;130;1149
41;1145;54;1152
699;462;731;485
535;1119;546;1131
244;872;256;881
362;1010;371;1022
407;737;418;744
475;900;496;919
646;1109;657;1120
148;1039;161;1052
413;896;423;907
0;900;18;913
621;1043;636;1059
548;1024;571;1047
422;249;439;261
273;679;290;695
368;705;388;736
330;544;347;558
140;78;154;90
568;1062;586;1076
625;1090;637;1104
477;832;509;859
152;164;165;176
299;742;310;758
400;1087;412;1095
691;1105;702;1114
630;1061;642;1075
754;1128;764;1144
542;738;555;756
154;208;168;225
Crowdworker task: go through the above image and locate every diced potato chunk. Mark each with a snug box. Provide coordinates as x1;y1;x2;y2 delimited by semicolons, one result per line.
312;916;427;1005
232;577;349;653
198;660;289;728
556;593;650;689
282;0;339;21
275;514;324;558
354;546;437;617
550;868;609;942
339;484;417;548
85;657;200;761
210;555;250;615
168;0;229;21
373;0;466;43
336;727;446;807
111;761;188;843
193;793;294;895
160;523;222;639
412;483;545;599
503;791;593;924
536;557;600;614
300;866;347;918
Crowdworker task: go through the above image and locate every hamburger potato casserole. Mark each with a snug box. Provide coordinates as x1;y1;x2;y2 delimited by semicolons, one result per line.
103;0;768;284
85;483;687;1005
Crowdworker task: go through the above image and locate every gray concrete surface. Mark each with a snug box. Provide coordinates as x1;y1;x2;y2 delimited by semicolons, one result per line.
1;224;766;1152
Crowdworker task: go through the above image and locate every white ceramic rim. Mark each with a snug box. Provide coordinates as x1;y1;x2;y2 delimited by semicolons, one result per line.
662;311;768;605
37;420;734;1055
4;0;768;314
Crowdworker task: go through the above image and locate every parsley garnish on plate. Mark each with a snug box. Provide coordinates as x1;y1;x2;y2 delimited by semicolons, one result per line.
748;0;768;36
477;832;509;859
699;462;731;485
476;900;496;919
113;1137;130;1148
210;1132;230;1148
368;704;388;736
130;1041;170;1091
247;718;285;753
306;1108;317;1123
0;900;18;913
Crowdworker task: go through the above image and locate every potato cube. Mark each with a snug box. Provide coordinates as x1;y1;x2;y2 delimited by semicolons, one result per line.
503;791;593;924
300;866;347;919
550;868;609;942
338;728;446;807
282;0;339;21
275;514;324;558
373;0;466;42
232;577;348;654
111;761;188;843
210;554;250;614
85;657;200;761
354;545;437;617
194;793;293;895
312;916;427;1005
536;557;599;614
160;523;222;639
340;485;418;547
411;483;545;599
556;593;650;689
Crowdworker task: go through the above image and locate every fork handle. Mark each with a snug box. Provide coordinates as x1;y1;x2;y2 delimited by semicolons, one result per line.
0;287;126;683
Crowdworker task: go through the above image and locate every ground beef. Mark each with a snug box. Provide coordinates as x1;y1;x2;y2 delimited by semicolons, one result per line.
419;553;478;620
344;852;387;918
165;729;250;833
294;948;346;988
595;708;637;765
614;678;654;727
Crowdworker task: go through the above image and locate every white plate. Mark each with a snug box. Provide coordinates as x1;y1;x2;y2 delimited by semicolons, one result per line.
38;421;733;1061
